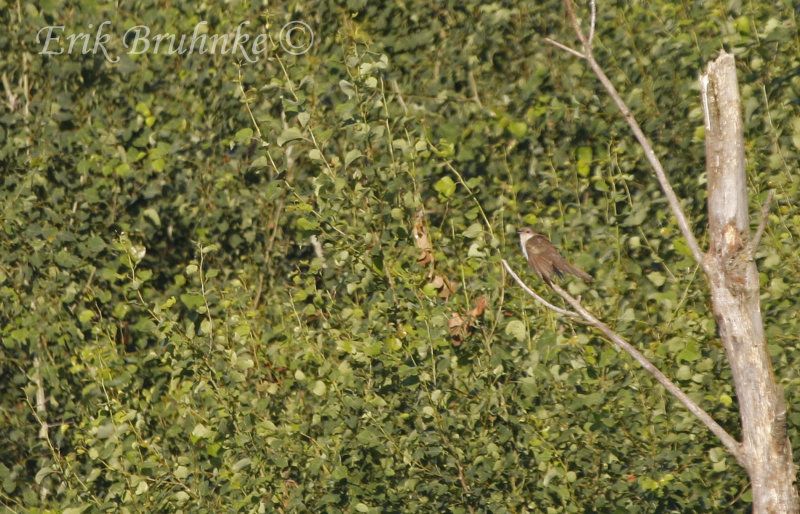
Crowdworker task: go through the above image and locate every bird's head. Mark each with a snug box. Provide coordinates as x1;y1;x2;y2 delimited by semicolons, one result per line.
518;227;537;242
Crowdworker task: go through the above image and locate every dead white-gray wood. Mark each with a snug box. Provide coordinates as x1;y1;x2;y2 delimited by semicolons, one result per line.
702;50;798;514
541;1;800;509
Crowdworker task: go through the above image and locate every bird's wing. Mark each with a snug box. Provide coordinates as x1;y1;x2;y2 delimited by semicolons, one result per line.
525;236;555;279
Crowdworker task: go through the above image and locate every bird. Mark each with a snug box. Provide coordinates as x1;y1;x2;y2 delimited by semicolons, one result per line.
518;227;593;284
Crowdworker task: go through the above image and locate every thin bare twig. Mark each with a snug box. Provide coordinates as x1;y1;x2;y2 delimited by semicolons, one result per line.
440;159;495;238
310;234;327;268
546;0;709;275
390;78;409;115
501;259;579;318
525;276;747;467
541;0;742;463
542;38;585;59
2;72;18;111
747;189;775;255
467;68;483;108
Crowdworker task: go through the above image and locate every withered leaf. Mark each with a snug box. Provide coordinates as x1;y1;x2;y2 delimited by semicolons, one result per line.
413;210;434;266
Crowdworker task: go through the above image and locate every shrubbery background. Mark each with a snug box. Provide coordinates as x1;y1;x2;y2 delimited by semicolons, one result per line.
2;1;800;511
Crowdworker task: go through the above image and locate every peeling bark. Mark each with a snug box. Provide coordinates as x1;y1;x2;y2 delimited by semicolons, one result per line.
702;51;798;513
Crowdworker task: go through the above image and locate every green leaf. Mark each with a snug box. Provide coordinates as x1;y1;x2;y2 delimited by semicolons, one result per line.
250;155;269;169
191;424;212;439
576;146;592;177
277;128;303;146
232;458;252;471
234;128;253;144
345;149;363;167
762;253;780;268
392;138;409;151
180;293;205;309
311;380;327;396
135;101;151;116
339;80;356;99
639;476;659;491
463;223;483;238
646;271;666;287
623;205;649;227
63;507;90;514
115;162;131;177
207;441;222;456
143;208;161;227
467;242;486;257
769;277;788;297
127;244;146;264
505;320;527;342
34;466;54;485
676;341;701;362
55;250;81;268
84;236;106;255
434;176;457;198
236;356;254;370
709;447;725;462
507;121;527;138
421;283;438;296
113;302;130;320
297;217;319;231
673;238;692;256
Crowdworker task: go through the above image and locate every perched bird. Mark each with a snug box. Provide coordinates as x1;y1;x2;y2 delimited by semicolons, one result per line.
518;227;593;284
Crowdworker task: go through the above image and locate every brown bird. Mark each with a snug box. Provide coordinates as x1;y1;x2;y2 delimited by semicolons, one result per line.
518;227;593;283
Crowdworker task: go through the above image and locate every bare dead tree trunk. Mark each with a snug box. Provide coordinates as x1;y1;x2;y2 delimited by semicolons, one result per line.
534;2;800;510
701;51;798;513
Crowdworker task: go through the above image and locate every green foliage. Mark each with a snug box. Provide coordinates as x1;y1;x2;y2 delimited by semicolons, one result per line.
1;0;799;511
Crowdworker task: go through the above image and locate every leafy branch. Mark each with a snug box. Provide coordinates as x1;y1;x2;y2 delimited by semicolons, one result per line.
543;0;708;273
502;258;745;466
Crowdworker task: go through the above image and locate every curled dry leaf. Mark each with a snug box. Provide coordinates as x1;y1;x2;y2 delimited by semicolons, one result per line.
412;210;434;266
448;312;468;346
430;274;458;300
412;209;458;301
469;295;488;318
448;296;489;346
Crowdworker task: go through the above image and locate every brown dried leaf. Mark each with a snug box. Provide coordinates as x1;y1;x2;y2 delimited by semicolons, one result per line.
448;312;469;346
469;296;489;318
417;250;434;266
413;210;434;266
429;274;458;300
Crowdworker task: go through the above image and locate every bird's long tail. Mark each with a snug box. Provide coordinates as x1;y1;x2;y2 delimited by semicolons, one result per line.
561;262;593;282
